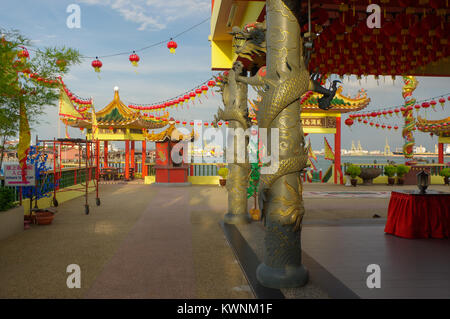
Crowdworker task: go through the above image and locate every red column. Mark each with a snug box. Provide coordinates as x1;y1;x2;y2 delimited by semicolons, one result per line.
104;141;108;168
125;140;130;180
334;116;342;184
438;143;444;164
142;140;147;178
131;141;135;171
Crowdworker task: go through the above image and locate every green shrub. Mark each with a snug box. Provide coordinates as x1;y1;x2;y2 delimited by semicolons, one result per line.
396;164;411;178
439;168;450;178
218;167;229;179
0;187;16;212
384;165;397;178
346;164;361;179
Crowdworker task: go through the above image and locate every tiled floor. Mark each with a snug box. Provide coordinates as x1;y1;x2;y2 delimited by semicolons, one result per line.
302;225;450;298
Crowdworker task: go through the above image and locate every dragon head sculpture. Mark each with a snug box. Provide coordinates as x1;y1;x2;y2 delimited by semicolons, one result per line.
230;22;266;61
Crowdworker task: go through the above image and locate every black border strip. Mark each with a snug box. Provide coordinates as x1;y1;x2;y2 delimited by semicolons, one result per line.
221;222;285;299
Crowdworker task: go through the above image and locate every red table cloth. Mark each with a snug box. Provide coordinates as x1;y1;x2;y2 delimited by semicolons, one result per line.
385;191;450;239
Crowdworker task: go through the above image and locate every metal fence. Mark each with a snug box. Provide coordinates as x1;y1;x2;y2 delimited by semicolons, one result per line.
0;166;96;202
343;163;450;176
106;162;220;177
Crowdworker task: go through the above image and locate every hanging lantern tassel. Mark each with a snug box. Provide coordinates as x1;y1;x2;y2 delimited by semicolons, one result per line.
129;51;140;72
92;57;102;73
430;100;437;111
201;85;208;99
207;80;216;96
439;98;446;110
167;39;178;54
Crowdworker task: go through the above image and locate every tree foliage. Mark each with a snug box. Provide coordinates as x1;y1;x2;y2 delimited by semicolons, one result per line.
0;28;81;133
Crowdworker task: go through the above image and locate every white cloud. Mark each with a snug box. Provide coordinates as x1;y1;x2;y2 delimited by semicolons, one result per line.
77;0;210;30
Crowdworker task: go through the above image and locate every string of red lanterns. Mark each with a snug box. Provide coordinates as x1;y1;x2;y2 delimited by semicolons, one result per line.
347;93;450;120
126;78;217;112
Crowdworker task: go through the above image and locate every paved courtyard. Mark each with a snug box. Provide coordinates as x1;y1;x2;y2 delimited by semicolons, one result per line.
0;183;449;298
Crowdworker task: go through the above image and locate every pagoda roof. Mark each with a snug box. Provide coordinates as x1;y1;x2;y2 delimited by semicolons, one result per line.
143;121;196;142
416;116;450;136
63;87;168;130
300;87;370;113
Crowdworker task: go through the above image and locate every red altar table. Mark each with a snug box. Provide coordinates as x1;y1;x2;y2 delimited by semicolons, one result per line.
385;191;450;239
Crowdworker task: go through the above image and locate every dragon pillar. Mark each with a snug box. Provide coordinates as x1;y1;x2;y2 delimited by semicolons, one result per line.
216;62;251;224
401;76;418;163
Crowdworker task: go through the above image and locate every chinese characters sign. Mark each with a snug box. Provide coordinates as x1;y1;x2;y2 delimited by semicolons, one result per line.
4;164;35;186
301;117;336;128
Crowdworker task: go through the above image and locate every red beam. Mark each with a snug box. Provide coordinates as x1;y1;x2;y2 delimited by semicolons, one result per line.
104;141;108;168
438;143;444;164
142;141;147;178
334;117;342;184
125;140;130;180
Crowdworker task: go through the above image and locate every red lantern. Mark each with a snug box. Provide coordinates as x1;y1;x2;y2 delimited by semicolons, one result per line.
129;51;140;67
387;125;392;130
375;123;380;128
184;94;190;101
430;100;437;110
91;57;102;73
225;121;229;126
189;92;196;100
182;121;187;126
190;121;194;126
207;80;216;88
370;122;374;126
167;39;178;54
195;88;202;96
201;85;208;94
439;98;446;108
394;109;400;115
415;104;421;112
422;102;430;109
344;118;354;127
394;126;399;130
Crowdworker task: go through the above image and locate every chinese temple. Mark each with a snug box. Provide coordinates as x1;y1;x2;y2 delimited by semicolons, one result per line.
143;119;196;185
416;115;450;164
59;86;168;180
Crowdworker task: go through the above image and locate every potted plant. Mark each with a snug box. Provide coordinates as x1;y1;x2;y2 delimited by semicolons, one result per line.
384;165;397;185
34;208;55;225
439;168;450;185
346;164;361;187
396;164;411;185
218;167;229;186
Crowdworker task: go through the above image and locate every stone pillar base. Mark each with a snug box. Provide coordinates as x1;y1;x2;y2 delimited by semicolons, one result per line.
256;263;309;289
224;212;251;225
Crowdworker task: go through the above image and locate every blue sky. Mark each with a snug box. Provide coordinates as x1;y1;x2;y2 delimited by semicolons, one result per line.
1;0;449;154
